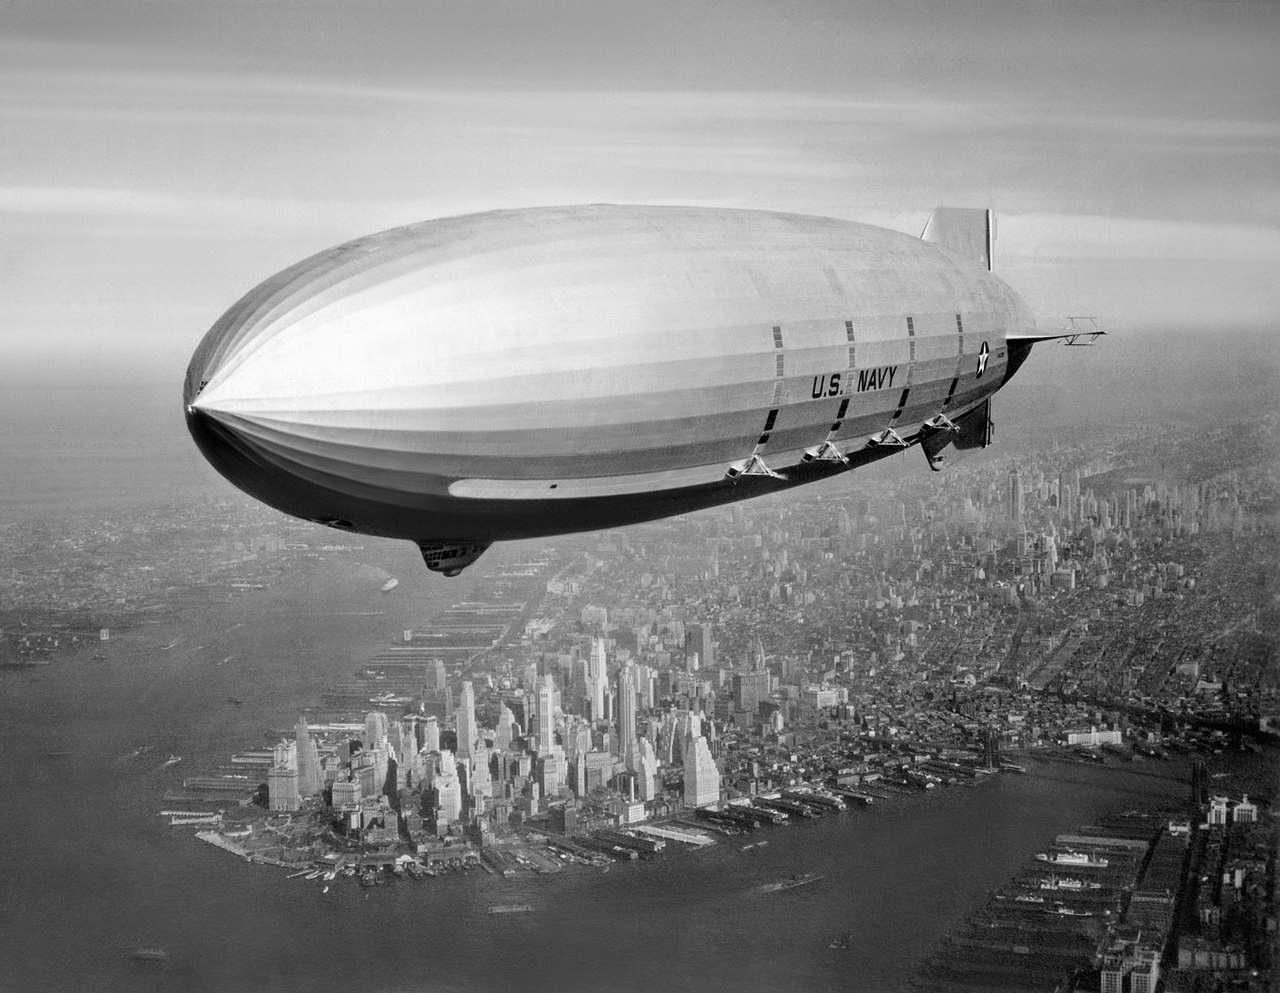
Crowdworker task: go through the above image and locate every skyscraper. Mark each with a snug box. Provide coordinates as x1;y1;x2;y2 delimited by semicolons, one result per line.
618;664;637;769
422;715;440;754
433;750;462;825
456;680;477;760
1058;471;1073;524
733;670;770;716
1009;468;1024;523
686;622;713;671
269;740;299;811
268;764;300;811
537;674;555;754
588;637;608;721
364;710;389;748
470;741;492;799
683;734;720;808
636;738;659;801
636;663;655;711
295;716;320;798
494;703;516;752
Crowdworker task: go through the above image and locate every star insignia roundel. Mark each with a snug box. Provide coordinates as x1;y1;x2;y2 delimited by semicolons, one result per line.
976;341;990;378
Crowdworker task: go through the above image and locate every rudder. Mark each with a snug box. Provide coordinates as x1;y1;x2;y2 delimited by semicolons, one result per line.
921;208;993;271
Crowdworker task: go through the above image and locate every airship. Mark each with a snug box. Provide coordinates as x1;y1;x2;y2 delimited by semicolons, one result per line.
185;204;1098;576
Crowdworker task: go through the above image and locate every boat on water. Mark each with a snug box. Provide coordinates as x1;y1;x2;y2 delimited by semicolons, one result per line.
741;841;769;851
828;931;854;950
381;578;399;593
161;755;182;769
1051;904;1100;917
760;873;822;893
488;904;534;914
1038;876;1101;891
132;948;168;962
1035;851;1109;868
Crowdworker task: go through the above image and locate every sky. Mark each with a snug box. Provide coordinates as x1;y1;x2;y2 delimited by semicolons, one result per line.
2;0;1278;385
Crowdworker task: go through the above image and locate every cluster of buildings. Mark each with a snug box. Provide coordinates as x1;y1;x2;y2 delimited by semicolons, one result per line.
263;635;727;849
233;413;1279;872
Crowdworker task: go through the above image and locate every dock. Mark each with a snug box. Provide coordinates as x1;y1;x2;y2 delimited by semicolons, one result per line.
632;824;715;847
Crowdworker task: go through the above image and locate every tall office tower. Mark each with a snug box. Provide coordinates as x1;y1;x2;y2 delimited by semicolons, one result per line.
419;749;439;788
570;657;589;714
522;662;539;693
537;674;555;753
733;670;770;716
434;750;462;823
494;703;516;751
588;637;608;720
683;734;720;809
274;739;298;771
571;750;588;795
618;665;637;768
538;751;561;795
1044;533;1059;573
470;741;492;798
686;711;702;742
636;738;659;801
1058;472;1073;523
422;715;441;754
268;763;300;811
371;743;390;794
364;710;389;748
635;664;654;711
295;716;320;797
456;681;477;760
430;659;447;692
1009;469;1024;522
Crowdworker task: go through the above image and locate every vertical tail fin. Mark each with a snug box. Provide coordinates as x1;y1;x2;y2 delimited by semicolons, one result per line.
921;208;993;271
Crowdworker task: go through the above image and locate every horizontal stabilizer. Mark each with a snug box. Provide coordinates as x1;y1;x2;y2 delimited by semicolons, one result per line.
1009;318;1108;347
921;208;993;271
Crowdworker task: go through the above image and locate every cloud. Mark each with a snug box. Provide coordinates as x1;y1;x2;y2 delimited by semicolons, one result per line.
1000;212;1280;264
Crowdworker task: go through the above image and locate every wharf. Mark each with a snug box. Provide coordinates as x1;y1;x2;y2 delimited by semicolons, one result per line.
782;789;844;811
753;795;817;818
632;824;715;847
184;776;253;792
677;814;738;836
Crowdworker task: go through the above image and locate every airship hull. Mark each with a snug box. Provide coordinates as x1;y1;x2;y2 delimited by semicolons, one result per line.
185;205;1033;570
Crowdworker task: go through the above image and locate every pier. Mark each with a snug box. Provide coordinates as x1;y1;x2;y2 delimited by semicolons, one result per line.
632;824;715;847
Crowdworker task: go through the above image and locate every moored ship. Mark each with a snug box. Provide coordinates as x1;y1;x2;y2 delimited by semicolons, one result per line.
1035;850;1108;868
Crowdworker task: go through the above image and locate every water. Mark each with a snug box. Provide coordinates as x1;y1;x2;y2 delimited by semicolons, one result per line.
0;381;218;519
0;557;1215;993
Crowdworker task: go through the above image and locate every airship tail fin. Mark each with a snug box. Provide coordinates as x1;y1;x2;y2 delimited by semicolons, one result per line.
921;208;993;271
